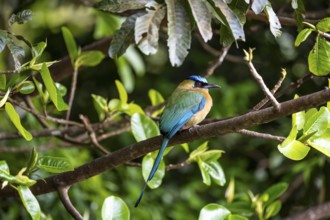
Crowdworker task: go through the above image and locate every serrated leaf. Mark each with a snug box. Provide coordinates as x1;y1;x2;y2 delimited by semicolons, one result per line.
5;102;32;141
109;13;143;58
98;0;149;13
61;27;78;65
75;50;105;68
317;17;330;33
142;153;165;188
264;3;282;37
211;0;245;41
295;28;313;47
135;2;166;55
17;185;41;220
101;196;130;220
39;63;69;111
37;156;73;173
308;36;330;76
278;128;310;160
188;0;213;42
308;129;330;157
251;0;267;14
131;113;159;142
8;10;33;26
166;0;192;66
198;204;231;220
115;80;128;104
7;42;25;70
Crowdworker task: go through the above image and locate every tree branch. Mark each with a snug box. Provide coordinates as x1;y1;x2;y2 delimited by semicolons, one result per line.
283;201;330;220
57;186;83;220
1;88;330;198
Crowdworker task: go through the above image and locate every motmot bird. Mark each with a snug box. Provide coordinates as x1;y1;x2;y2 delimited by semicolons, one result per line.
135;75;219;207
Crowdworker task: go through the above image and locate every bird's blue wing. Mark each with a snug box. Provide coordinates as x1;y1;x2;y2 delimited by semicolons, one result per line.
160;90;205;138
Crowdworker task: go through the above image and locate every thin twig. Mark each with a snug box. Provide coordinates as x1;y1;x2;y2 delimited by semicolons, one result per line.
24;96;50;128
236;129;285;142
97;126;131;141
0;143;78;153
79;114;110;154
0;70;16;74
252;68;287;111
57;186;83;220
204;45;231;77
66;67;79;124
166;160;189;171
244;48;281;111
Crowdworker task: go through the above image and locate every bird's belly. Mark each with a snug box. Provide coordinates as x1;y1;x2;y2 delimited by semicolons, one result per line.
183;105;211;129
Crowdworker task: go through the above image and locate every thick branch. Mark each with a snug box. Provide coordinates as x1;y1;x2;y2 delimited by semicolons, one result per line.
283;201;330;220
1;88;330;198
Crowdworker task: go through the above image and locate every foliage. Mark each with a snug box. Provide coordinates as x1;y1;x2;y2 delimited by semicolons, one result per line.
0;1;330;220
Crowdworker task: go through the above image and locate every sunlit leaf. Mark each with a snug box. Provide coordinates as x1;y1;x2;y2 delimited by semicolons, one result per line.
0;88;10;108
75;50;105;68
92;94;108;120
98;0;149;13
251;0;267;14
39;63;69;111
303;106;330;136
5;102;32;141
308;129;330;157
294;28;313;47
308;36;330;76
135;2;166;55
61;27;78;65
264;3;282;37
225;177;235;203
131;113;159;142
198;204;230;220
292;95;305;130
316;17;330;32
166;0;192;66
148;89;164;106
200;160;226;186
188;0;213;42
37;156;73;173
17;185;41;220
115;80;128;104
0;161;10;174
18;81;35;94
101;196;130;220
8;10;33;26
142;153;165;188
227;214;249;220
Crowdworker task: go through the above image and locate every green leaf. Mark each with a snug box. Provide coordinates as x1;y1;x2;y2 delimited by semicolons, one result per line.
198;204;231;220
30;41;47;66
32;77;46;102
198;158;211;186
251;0;267;14
5;102;32;141
17;185;41;220
125;103;144;116
108;98;121;111
0;161;10;174
226;214;249;220
115;56;134;93
200;160;226;186
0;72;6;90
265;200;282;219
189;141;209;161
92;94;108;120
142;153;165;188
264;3;282;37
0;30;9;53
109;13;142;58
188;0;213;42
220;24;235;47
292;95;305;130
115;80;128;104
303;106;330;136
308;129;330;157
25;147;38;176
0;88;10;108
61;27;78;65
18;80;35;94
39;63;69;111
225;177;235;203
135;2;166;55
37;156;74;173
101;196;130;220
166;0;192;66
8;10;33;26
308;36;330;76
316;17;330;32
131;113;159;142
211;0;245;41
7;41;25;70
123;46;145;77
180;143;190;153
98;0;149;13
199;150;224;162
295;28;313;47
278;128;310;160
262;182;288;205
75;50;105;68
148;89;164;106
14;168;37;187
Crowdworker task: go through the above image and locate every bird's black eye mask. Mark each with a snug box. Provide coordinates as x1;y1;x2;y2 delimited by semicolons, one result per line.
194;81;207;88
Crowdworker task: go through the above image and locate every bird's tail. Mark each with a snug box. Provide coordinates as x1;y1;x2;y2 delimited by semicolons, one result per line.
135;137;170;207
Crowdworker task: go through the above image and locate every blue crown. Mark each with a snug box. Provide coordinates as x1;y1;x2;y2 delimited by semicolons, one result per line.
186;75;208;84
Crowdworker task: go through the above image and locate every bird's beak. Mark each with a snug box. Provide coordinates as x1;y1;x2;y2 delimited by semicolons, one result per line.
203;83;220;89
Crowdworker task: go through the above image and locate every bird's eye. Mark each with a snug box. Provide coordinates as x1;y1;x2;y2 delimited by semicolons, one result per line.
194;81;203;87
